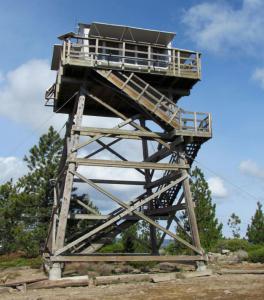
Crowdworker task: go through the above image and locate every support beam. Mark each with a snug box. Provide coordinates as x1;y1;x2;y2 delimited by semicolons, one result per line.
70;158;189;170
51;255;205;263
55;171;202;256
72;126;169;140
74;178;145;185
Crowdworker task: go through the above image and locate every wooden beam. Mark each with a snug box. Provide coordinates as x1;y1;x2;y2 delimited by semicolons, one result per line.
51;255;205;262
68;214;109;220
74;178;146;185
54;172;200;256
75;199;99;215
70;158;189;170
72;126;169;140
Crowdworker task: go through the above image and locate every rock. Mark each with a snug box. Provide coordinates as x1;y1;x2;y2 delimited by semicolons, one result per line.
151;273;176;283
177;269;213;279
159;249;166;255
221;249;231;255
233;250;248;261
158;262;179;272
207;252;222;263
0;287;12;294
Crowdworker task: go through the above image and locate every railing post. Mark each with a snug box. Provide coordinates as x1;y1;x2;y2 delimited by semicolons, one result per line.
194;112;197;132
177;50;180;76
148;45;151;72
62;41;66;62
122;42;125;69
196;53;200;78
172;49;176;76
208;113;212;134
67;40;71;63
95;38;99;66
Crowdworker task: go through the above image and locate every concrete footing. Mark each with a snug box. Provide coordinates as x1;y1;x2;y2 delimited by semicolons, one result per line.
49;263;62;280
196;261;207;272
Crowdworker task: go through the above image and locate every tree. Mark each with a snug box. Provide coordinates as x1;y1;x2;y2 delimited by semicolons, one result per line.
191;167;223;251
164;167;223;254
0;127;63;256
228;213;241;238
121;224;138;253
247;202;264;244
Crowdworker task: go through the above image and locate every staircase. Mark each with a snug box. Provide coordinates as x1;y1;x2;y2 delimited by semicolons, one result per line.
96;70;181;129
154;142;201;209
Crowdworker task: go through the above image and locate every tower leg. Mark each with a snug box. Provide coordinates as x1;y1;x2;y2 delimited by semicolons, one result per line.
140;119;158;255
55;88;86;251
179;148;202;252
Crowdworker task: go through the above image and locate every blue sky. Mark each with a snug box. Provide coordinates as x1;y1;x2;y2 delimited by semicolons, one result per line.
0;0;264;237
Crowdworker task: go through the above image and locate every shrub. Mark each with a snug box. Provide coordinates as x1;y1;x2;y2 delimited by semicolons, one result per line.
99;242;124;253
248;247;264;263
213;239;252;252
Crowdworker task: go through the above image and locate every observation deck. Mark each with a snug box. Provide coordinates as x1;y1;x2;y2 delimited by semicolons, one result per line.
46;22;211;140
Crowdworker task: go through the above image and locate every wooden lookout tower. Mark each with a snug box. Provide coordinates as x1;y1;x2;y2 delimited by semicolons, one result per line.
44;22;212;279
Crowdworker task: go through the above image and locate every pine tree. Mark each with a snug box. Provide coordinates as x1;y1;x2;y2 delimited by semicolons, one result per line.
228;213;241;238
247;202;264;244
191;167;223;251
121;224;138;253
166;167;222;254
0;127;63;256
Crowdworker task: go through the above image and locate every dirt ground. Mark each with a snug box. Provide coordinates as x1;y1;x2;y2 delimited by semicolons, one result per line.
1;264;264;300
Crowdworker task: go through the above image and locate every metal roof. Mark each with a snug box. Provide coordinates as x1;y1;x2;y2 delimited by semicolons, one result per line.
79;22;175;46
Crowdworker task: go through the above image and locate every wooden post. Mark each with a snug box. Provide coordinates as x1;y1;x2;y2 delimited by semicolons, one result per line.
55;88;86;251
140;119;158;255
179;148;202;251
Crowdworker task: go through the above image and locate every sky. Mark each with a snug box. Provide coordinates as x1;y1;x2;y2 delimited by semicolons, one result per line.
0;0;264;237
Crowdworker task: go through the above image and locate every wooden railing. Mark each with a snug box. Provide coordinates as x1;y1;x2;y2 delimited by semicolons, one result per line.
97;70;211;135
178;111;211;135
61;37;201;79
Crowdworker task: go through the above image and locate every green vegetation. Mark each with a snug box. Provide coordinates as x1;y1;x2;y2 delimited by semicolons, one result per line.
212;238;262;253
228;213;241;238
0;127;62;257
192;167;223;251
166;167;223;254
248;247;264;263
247;202;264;244
0;255;42;269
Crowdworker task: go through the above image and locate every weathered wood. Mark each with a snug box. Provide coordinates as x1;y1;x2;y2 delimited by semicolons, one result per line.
218;269;264;275
70;158;189;170
72;126;169;140
55;89;86;251
178;269;213;279
74;178;146;185
95;274;151;286
51;255;205;262
27;276;89;289
151;272;177;283
54;172;195;255
68;214;109;220
1;276;47;287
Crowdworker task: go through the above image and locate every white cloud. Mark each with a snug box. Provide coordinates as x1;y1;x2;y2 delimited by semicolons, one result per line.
0;156;27;184
0;59;129;133
252;68;264;89
0;59;66;131
240;159;264;179
207;176;228;198
182;0;264;55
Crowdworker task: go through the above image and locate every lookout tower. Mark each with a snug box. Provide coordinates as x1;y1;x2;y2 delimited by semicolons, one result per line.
44;22;212;279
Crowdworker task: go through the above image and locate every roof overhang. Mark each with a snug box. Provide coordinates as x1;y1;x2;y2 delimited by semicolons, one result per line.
79;22;175;46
